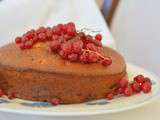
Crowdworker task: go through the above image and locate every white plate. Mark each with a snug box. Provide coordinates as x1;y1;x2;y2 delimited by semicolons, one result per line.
0;63;159;118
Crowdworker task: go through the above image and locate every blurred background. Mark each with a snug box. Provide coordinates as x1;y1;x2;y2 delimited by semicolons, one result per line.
0;0;159;75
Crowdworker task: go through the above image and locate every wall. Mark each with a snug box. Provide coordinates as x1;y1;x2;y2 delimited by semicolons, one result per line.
111;0;160;75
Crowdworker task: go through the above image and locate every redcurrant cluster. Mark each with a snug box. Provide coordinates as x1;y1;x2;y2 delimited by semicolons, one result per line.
15;22;112;66
106;74;152;100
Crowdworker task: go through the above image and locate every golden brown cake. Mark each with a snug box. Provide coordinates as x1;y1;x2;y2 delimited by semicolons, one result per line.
0;43;126;104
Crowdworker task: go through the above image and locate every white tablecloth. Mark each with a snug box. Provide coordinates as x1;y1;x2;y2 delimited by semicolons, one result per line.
0;0;159;119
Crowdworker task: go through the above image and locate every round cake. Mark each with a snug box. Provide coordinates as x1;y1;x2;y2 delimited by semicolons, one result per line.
0;43;126;104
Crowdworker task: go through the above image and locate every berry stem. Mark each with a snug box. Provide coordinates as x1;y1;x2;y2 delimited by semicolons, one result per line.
82;49;106;60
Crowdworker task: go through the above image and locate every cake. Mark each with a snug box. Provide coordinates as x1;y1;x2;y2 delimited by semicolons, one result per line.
0;42;126;104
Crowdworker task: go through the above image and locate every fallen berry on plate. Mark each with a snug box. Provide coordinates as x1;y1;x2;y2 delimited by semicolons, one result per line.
124;87;133;96
51;98;60;106
141;81;152;93
134;74;145;83
106;93;114;100
130;82;141;93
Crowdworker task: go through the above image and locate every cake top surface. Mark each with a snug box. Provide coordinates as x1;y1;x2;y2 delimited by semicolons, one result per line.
0;43;126;76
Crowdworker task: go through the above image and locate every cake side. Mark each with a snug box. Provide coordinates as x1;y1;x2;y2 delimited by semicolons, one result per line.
0;67;126;104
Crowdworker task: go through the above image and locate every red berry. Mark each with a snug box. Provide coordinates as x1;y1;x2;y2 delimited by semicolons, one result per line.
78;32;85;39
141;82;152;93
134;75;145;83
62;25;67;34
32;35;39;43
68;53;78;61
106;93;114;100
46;28;53;38
72;41;83;54
52;35;59;41
59;50;68;59
66;22;75;28
124;87;133;96
50;41;61;52
88;52;98;62
86;43;97;51
0;89;4;97
93;39;102;47
52;26;61;35
15;37;22;44
51;98;60;106
59;37;66;44
61;43;73;54
130;82;141;93
118;79;128;88
46;41;51;46
67;27;76;37
57;24;64;31
36;27;46;34
24;41;33;49
116;87;124;94
38;33;46;42
64;34;72;40
100;57;112;66
21;36;29;43
86;35;93;43
79;32;86;44
19;43;26;50
74;35;81;41
144;77;152;84
79;52;89;63
95;34;102;41
26;30;35;39
54;24;63;35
